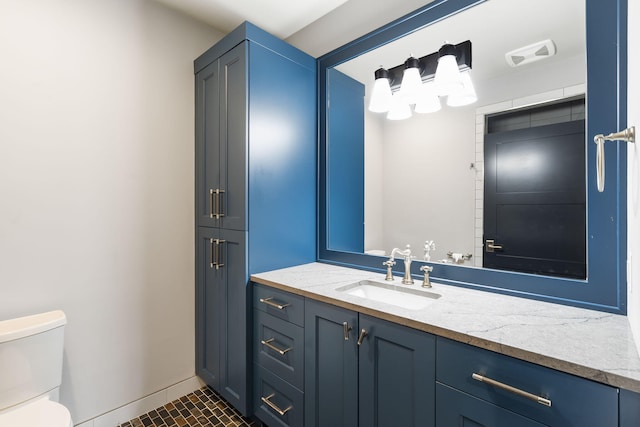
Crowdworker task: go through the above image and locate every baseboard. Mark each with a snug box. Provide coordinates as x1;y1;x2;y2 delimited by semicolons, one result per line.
75;376;206;427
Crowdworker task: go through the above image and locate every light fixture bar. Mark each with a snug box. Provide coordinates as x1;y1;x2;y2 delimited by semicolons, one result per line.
385;40;472;91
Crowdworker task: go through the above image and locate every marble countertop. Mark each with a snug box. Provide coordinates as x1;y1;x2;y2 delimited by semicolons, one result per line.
251;262;640;393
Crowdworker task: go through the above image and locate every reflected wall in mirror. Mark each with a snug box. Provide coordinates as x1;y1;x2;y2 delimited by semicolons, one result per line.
319;0;627;312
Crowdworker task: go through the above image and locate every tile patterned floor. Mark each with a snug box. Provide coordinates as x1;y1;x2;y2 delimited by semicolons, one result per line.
118;387;259;427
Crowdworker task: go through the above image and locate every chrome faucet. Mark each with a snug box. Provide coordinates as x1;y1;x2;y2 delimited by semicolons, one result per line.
389;245;415;285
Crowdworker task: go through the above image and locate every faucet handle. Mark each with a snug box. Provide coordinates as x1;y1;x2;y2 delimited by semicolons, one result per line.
420;265;434;288
383;259;396;281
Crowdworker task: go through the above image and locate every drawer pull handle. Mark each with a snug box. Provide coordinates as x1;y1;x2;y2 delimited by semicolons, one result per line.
261;338;292;355
260;297;290;310
261;393;292;416
472;373;552;407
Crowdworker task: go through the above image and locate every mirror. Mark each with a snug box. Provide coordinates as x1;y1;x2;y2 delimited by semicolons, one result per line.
318;0;628;312
331;0;586;274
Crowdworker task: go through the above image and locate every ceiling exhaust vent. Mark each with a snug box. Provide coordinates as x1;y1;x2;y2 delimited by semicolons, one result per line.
505;39;556;67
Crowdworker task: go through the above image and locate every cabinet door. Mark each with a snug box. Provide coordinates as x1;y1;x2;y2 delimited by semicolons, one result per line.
358;315;436;427
195;227;222;387
436;383;546;427
304;299;358;427
195;61;221;228
196;227;248;413
218;43;247;231
217;228;248;412
620;389;640;427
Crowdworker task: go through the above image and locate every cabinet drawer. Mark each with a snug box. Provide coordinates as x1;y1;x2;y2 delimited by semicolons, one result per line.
253;309;304;389
253;364;303;427
436;382;545;427
436;338;617;427
253;283;304;326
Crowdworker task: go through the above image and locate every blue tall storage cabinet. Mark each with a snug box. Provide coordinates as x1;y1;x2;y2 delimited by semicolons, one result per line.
194;22;316;415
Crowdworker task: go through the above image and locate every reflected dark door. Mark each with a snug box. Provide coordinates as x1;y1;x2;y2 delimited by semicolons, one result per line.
483;120;586;279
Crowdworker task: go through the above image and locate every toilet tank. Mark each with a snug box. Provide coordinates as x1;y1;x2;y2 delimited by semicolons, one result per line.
0;311;66;411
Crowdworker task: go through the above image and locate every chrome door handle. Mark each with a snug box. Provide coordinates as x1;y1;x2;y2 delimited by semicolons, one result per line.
260;338;292;355
261;393;292;416
343;322;352;340
357;328;367;346
472;373;552;407
209;189;226;219
209;189;215;218
209;238;225;269
215;188;225;219
485;239;503;253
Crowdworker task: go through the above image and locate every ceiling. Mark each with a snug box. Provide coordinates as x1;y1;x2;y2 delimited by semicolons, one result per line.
152;0;350;39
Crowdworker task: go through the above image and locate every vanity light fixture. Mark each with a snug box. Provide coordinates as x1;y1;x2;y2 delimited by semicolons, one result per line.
434;43;463;95
368;67;393;112
368;40;475;119
399;56;423;105
446;70;477;107
387;93;413;120
414;81;441;113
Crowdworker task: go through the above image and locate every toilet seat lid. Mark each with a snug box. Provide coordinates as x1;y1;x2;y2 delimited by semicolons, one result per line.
0;398;72;427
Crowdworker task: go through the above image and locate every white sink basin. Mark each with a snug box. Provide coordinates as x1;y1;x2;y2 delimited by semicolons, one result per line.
336;280;441;310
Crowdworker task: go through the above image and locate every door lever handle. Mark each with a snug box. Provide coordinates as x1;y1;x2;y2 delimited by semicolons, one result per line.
485;239;503;253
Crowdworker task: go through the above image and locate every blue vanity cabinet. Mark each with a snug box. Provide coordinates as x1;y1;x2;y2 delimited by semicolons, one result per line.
620;389;640;427
436;383;546;427
436;337;619;426
358;314;436;427
253;284;305;427
195;22;317;416
304;299;359;427
304;300;436;427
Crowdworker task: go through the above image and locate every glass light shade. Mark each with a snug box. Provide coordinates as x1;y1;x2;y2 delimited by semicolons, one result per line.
434;54;463;95
399;58;423;104
368;76;393;112
414;82;441;113
446;71;477;107
386;93;412;120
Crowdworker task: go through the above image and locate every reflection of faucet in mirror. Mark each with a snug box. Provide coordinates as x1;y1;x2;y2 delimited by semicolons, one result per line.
389;244;415;285
423;240;436;261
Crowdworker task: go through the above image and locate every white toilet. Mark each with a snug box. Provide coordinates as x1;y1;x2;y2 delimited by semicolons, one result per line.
0;310;73;427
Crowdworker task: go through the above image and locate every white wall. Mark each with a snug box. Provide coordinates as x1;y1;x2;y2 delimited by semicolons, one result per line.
0;0;222;423
627;0;640;354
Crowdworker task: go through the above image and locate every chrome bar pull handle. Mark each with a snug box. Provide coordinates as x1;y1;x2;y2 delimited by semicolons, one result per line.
472;373;552;407
357;328;367;346
209;238;215;268
343;322;352;340
259;297;290;310
594;126;635;192
261;338;292;355
209;239;225;269
213;188;226;219
209;189;215;218
261;393;292;416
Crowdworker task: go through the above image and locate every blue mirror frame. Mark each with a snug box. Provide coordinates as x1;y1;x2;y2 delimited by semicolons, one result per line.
318;0;628;314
